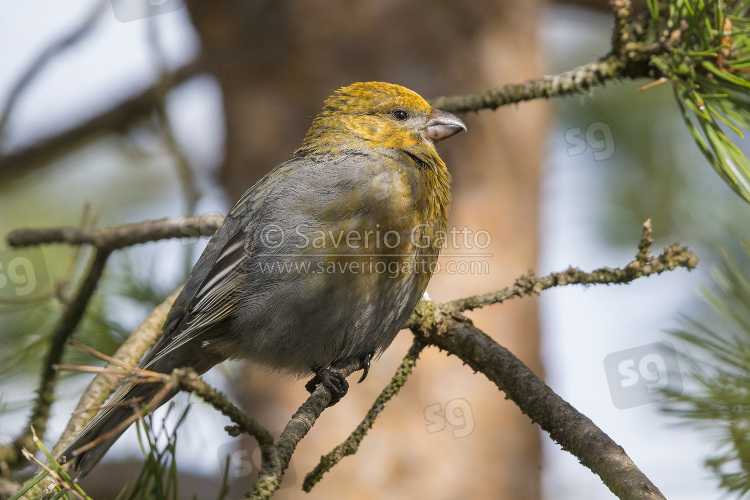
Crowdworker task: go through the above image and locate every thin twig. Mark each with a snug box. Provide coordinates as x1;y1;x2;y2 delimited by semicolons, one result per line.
0;60;203;179
6;215;225;250
0;249;111;468
610;0;634;55
171;368;273;446
441;220;697;313
67;338;149;372
430;56;630;113
249;360;362;500
303;340;425;491
52;365;132;378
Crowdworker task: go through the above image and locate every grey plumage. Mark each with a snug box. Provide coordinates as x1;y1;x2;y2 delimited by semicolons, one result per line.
58;82;465;479
62;152;426;477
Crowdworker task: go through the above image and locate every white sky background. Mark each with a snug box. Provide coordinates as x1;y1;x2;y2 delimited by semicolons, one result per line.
0;2;724;499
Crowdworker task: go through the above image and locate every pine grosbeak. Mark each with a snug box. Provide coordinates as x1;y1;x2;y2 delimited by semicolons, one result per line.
61;81;466;477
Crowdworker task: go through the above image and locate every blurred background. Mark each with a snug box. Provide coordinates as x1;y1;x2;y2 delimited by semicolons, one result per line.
1;1;749;499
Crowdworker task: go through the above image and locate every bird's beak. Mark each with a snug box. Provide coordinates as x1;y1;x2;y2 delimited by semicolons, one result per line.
426;109;467;143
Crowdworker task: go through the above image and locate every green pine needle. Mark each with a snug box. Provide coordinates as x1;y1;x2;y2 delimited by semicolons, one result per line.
663;242;750;498
649;0;750;202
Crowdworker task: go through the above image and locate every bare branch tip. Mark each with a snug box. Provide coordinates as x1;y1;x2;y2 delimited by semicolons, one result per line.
637;219;654;261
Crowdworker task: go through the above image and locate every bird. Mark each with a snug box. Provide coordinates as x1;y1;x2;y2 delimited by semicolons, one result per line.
59;81;466;478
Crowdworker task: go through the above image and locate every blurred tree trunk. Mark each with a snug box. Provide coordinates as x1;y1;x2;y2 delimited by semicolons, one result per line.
184;1;547;498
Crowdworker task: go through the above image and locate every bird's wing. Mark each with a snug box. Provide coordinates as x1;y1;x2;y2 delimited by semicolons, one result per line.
138;178;270;371
140;152;391;372
61;192;262;477
140;229;247;371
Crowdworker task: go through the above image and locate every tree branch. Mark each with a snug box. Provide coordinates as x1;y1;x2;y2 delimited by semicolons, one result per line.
402;222;697;500
303;339;425;491
0;249;111;469
6;214;225;251
610;0;634;55
410;310;667;500
0;60;203;180
0;1;107;145
172;368;273;446
429;3;663;114
2;216;695;499
250;360;362;500
430;55;627;113
443;220;697;313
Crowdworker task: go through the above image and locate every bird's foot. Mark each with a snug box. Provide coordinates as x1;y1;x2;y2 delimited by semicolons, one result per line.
305;365;349;406
305;352;374;406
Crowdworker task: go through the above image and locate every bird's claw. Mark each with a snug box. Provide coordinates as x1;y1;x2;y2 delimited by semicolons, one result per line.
306;365;349;406
357;351;373;383
305;352;374;406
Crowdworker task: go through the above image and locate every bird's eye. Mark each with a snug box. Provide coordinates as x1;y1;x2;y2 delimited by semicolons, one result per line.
391;109;409;121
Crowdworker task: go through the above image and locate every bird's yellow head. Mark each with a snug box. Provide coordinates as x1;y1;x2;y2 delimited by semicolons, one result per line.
297;81;466;156
293;82;465;268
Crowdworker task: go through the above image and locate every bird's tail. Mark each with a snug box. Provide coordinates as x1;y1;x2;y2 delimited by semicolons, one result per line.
59;379;178;479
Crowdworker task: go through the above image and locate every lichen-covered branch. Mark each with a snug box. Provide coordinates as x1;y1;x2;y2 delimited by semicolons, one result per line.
399;220;697;500
444;220;697;313
3;216;695;499
429;2;665;114
431;55;629;113
610;0;634;55
409;310;666;500
249;360;362;500
172;368;273;446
